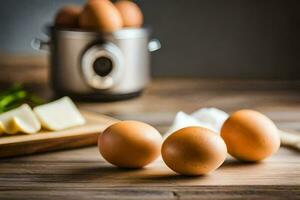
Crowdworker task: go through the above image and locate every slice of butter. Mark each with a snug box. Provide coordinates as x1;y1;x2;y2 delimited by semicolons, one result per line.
0;104;41;134
33;97;86;131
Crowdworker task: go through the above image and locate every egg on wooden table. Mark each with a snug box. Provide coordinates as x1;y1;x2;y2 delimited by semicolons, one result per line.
115;0;143;28
161;127;227;176
55;5;82;28
221;109;280;162
79;0;123;32
98;121;163;168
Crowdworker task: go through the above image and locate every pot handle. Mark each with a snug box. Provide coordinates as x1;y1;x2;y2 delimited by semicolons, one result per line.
31;38;50;51
148;39;161;52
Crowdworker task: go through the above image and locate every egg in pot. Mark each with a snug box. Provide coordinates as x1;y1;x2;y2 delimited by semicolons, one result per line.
221;109;280;162
98;121;162;168
115;0;144;28
55;5;82;28
78;4;98;30
79;0;123;32
161;127;227;176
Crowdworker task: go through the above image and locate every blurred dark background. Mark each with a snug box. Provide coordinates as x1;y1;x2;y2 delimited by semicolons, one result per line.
0;0;299;79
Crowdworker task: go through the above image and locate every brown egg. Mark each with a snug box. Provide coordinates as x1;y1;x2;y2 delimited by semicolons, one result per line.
161;127;227;176
98;121;162;168
221;110;280;162
55;5;82;28
78;5;98;30
115;0;143;28
79;0;123;32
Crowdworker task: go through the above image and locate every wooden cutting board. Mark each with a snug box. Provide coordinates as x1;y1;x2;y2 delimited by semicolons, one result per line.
0;110;118;158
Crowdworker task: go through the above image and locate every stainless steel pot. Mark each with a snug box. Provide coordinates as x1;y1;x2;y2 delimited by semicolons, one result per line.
32;27;161;101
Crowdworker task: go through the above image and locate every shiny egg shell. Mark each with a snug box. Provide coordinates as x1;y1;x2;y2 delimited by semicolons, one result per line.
79;0;122;32
221;109;280;162
115;0;143;28
78;5;98;29
98;121;162;168
162;126;227;176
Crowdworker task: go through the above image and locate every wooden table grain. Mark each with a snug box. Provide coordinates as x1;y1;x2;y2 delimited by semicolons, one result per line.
0;79;300;199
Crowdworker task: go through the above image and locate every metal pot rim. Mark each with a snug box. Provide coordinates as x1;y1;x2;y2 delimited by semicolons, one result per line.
48;26;150;39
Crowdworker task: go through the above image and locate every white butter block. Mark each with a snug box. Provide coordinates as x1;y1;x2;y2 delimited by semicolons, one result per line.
33;97;86;131
165;108;229;138
0;104;41;134
164;111;214;139
191;108;229;133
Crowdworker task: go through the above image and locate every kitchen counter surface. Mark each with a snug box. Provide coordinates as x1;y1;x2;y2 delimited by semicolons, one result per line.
0;78;300;199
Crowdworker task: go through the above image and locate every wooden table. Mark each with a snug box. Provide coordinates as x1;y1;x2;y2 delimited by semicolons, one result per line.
1;79;300;199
